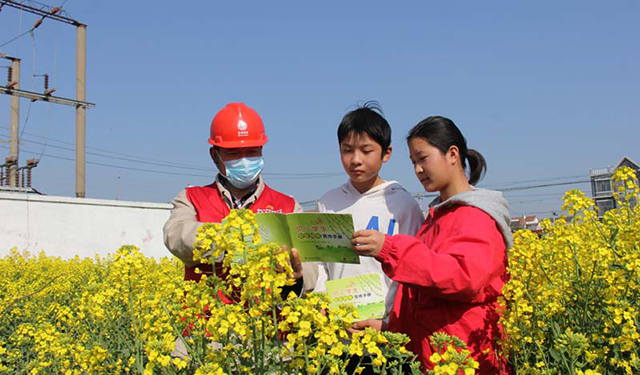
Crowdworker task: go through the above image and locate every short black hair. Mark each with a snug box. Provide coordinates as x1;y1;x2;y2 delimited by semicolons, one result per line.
337;101;391;154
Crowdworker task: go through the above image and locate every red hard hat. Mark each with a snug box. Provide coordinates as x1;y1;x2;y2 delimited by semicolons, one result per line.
208;103;268;148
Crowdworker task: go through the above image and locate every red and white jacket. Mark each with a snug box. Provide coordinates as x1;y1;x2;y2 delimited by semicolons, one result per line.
378;189;513;375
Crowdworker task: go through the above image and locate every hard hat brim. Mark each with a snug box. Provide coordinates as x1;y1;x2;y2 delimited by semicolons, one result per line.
208;137;268;148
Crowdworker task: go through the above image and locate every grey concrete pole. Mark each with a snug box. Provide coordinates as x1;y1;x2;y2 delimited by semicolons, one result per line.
76;24;86;198
9;58;21;187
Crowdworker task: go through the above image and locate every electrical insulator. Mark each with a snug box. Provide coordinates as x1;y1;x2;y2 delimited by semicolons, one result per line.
44;74;49;90
7;67;12;83
33;19;43;29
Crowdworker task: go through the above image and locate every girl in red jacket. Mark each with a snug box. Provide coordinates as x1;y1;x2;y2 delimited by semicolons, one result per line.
351;116;513;374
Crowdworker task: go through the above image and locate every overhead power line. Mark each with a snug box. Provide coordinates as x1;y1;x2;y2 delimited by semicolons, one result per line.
0;144;212;177
0;127;345;177
0;0;79;26
0;134;210;171
494;179;590;192
502;192;573;198
483;174;587;188
409;180;591;201
508;197;565;205
0;125;213;170
0;143;345;180
299;177;593;206
269;173;343;180
0;28;33;49
0;0;71;49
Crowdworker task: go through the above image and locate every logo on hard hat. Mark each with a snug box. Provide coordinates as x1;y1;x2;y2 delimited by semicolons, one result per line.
237;120;249;137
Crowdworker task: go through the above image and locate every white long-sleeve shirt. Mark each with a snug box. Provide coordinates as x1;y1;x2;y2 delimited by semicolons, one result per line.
314;180;424;318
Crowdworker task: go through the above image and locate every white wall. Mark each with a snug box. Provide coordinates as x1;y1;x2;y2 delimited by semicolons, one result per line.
0;191;174;260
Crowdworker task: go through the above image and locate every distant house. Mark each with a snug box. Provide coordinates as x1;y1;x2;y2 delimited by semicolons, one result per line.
510;215;542;232
589;156;640;217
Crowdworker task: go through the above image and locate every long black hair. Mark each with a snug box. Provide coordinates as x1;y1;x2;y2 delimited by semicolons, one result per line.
407;116;486;185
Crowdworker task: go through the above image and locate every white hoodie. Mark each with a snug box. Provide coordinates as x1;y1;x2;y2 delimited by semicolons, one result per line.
314;180;425;318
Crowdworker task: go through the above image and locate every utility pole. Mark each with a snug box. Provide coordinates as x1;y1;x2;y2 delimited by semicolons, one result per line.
8;57;20;187
0;0;93;197
76;24;86;197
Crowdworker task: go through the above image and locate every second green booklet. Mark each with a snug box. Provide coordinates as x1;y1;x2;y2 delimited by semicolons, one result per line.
255;212;360;264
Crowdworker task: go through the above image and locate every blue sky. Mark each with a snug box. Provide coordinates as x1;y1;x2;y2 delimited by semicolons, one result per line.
1;0;638;217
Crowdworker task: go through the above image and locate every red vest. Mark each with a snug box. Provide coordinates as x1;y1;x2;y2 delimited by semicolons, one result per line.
184;182;296;287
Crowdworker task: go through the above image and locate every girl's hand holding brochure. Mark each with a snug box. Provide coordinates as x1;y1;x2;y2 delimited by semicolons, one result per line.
351;229;386;257
347;318;387;333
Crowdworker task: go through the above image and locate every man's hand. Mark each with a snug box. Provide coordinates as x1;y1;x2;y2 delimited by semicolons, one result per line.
276;246;304;280
289;248;303;280
347;319;386;334
352;229;386;257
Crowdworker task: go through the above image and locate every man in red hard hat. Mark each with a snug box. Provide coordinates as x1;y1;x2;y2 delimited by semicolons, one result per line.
164;103;317;296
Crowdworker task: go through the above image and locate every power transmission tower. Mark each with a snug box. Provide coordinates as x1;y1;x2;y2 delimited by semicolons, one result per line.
0;0;95;197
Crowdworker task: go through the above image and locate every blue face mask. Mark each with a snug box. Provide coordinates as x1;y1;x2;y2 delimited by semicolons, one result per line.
222;156;264;189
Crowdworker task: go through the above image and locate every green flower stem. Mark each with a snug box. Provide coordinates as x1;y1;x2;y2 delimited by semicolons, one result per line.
160;302;204;368
127;273;145;375
580;259;598;327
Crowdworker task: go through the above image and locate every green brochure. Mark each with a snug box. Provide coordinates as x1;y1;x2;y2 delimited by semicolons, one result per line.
254;212;360;264
326;273;386;319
